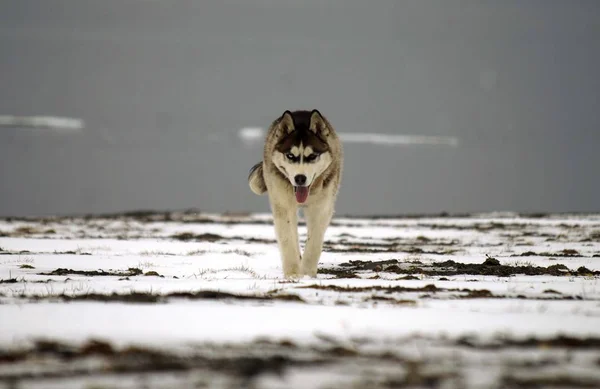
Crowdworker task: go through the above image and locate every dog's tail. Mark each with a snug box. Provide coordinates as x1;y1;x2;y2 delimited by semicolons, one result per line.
248;162;267;195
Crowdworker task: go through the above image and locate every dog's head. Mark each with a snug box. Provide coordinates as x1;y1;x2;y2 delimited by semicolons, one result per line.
272;110;333;204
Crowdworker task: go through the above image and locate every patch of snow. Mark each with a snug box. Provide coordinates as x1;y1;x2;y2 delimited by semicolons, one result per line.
339;132;459;147
0;115;84;133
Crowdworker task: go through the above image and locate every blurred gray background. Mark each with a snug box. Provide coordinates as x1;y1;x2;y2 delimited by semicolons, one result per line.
1;0;599;217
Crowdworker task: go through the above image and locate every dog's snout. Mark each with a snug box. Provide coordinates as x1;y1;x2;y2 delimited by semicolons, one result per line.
294;174;307;186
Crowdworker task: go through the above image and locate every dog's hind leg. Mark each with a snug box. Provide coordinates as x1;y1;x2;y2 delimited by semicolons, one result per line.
301;201;334;277
271;202;301;278
248;162;267;195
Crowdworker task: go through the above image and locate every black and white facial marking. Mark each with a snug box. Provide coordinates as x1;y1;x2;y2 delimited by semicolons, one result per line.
274;142;332;188
273;111;332;188
284;145;319;164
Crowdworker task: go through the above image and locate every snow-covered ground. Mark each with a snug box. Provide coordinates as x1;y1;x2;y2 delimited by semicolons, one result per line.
1;211;599;388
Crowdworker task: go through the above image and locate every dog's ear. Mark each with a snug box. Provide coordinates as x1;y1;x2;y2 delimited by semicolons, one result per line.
309;109;330;137
276;110;295;137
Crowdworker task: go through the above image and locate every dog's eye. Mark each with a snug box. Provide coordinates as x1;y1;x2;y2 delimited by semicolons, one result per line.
305;154;319;162
285;153;295;160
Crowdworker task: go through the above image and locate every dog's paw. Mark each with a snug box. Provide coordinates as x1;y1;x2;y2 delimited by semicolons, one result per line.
300;265;318;278
282;261;301;279
283;270;302;280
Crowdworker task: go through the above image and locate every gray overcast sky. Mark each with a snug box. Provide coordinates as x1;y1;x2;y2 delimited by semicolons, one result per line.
1;0;599;217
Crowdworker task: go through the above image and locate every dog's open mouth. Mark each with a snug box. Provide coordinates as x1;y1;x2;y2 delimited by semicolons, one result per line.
294;186;310;204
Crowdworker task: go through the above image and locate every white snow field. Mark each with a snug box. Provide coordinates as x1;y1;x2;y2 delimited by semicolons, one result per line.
1;211;599;389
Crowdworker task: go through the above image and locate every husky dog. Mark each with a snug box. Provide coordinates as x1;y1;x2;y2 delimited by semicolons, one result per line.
248;110;343;278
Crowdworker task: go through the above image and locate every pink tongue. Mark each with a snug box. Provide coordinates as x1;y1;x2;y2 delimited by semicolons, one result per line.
295;186;309;203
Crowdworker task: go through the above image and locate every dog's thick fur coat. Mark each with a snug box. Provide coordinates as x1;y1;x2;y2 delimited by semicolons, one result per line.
248;110;343;278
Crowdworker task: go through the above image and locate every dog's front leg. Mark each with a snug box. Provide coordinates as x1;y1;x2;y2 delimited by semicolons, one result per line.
272;203;301;278
301;202;333;277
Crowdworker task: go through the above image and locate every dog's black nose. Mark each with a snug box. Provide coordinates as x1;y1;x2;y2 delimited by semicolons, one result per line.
294;174;307;186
